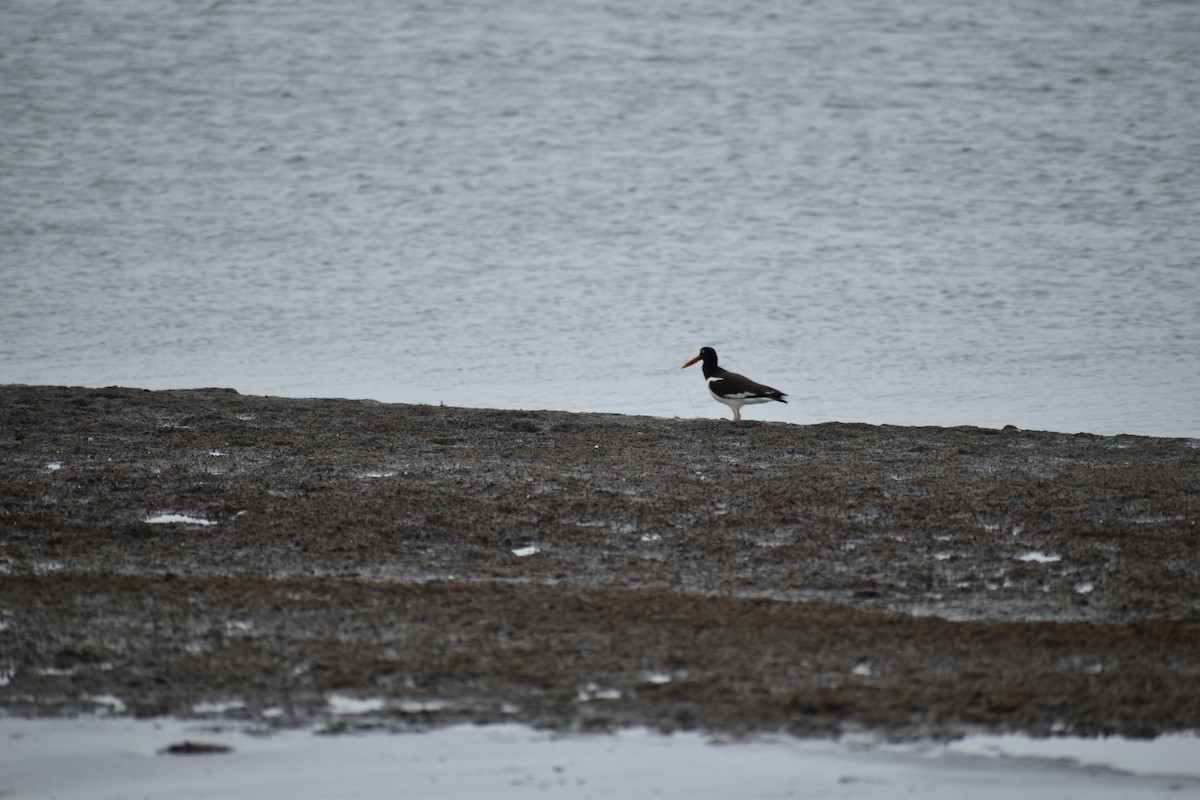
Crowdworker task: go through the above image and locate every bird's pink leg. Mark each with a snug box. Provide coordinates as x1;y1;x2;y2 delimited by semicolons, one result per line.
733;408;741;422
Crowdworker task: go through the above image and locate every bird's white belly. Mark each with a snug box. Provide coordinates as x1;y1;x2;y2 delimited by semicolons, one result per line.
707;382;770;408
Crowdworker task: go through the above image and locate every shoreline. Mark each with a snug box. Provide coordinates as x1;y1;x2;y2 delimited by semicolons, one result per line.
2;384;1198;739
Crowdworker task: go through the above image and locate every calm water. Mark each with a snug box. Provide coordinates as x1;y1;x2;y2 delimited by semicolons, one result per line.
6;718;1200;800
3;0;1198;437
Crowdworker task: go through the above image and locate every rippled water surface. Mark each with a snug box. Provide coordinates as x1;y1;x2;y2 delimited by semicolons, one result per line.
3;0;1198;436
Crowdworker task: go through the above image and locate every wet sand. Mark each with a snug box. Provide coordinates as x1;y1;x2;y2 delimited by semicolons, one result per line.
2;385;1198;740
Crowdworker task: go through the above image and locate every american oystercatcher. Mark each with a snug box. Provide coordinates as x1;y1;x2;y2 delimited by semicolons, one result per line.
681;347;788;421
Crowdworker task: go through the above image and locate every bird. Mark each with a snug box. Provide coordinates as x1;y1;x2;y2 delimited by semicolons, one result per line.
681;347;787;422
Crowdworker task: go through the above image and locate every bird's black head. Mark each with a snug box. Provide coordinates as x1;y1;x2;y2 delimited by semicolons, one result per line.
681;347;719;371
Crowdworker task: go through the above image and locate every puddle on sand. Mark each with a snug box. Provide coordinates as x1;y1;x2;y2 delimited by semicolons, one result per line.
192;700;247;715
326;694;386;715
145;513;216;526
1014;550;1061;563
323;694;452;716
